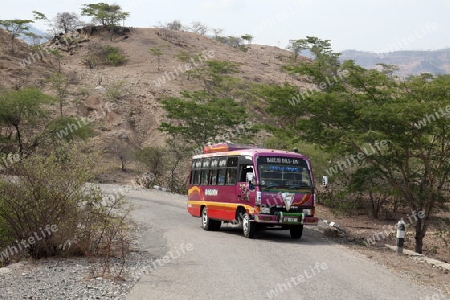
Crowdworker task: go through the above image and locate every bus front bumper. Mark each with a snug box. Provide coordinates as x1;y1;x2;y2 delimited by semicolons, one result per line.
253;212;318;225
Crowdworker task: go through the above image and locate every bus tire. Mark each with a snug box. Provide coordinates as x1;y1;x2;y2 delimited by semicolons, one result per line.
201;207;213;231
212;220;222;231
242;213;256;238
290;225;303;239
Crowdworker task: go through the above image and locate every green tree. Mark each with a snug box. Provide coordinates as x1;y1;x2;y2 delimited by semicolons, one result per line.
286;39;307;61
81;3;130;27
267;37;450;253
191;60;239;96
0;19;34;53
0;88;54;155
241;34;254;45
286;36;342;84
159;90;248;148
47;72;71;116
148;47;164;71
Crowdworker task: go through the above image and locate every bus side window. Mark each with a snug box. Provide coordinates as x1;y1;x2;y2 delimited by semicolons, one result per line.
201;170;209;185
217;169;226;185
209;169;217;185
193;170;201;185
226;168;237;185
189;171;194;184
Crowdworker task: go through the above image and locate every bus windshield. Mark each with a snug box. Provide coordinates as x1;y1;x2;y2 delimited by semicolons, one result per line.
257;157;312;191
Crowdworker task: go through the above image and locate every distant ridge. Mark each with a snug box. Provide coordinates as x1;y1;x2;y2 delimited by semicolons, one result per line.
340;48;450;76
20;26;49;45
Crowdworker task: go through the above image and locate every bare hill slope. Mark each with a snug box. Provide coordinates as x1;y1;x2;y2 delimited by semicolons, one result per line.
2;27;312;151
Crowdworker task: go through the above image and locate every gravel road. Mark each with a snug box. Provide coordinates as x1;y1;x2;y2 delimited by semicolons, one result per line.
0;185;445;299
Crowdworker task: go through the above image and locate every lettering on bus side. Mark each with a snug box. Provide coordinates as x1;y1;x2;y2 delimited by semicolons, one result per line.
205;189;218;196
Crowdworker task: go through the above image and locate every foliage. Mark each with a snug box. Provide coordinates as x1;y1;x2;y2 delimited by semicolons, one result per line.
0;147;131;266
159;90;248;148
190;60;240;95
81;3;130;26
0;19;34;53
46;72;72;116
286;39;308;61
267;36;450;253
45;116;95;143
136;139;192;193
105;81;128;102
285;36;342;85
241;34;254;45
0;87;55;155
148;46;164;70
84;44;126;68
105;46;126;66
215;35;243;49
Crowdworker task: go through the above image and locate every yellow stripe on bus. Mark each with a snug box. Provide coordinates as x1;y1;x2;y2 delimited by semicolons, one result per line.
187;200;254;212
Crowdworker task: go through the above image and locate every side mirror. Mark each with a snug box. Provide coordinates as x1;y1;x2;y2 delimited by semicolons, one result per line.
246;172;255;190
246;172;254;183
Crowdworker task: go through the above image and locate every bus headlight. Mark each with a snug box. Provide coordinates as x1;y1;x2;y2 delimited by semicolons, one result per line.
260;206;270;214
303;209;313;216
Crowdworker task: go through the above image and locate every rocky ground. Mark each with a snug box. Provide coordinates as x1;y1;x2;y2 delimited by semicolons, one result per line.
0;223;155;300
315;204;450;296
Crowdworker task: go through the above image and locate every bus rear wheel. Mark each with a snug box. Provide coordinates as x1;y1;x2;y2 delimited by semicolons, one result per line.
242;213;256;238
290;225;303;239
201;207;221;231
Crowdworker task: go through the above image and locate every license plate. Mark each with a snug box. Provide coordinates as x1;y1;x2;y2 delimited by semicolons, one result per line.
283;217;298;222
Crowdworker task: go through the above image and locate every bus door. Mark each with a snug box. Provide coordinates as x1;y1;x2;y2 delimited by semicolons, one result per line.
236;164;255;205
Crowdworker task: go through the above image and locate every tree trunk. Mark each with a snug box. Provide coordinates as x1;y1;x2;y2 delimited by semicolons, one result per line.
414;217;427;254
13;123;23;156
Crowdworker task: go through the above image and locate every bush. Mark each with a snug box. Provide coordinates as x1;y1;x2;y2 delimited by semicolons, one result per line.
135;139;191;193
85;43;126;68
0;147;131;268
105;46;126;66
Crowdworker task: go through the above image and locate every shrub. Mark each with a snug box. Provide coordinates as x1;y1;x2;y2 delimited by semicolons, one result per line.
105;46;126;66
0;147;131;268
84;43;126;68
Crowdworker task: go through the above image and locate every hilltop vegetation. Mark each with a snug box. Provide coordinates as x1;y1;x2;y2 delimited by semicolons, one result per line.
0;3;448;264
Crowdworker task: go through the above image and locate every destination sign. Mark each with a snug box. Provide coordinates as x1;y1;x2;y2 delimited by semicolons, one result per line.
260;157;301;165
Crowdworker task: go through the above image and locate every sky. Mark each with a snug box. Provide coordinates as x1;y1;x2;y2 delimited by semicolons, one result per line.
1;0;449;53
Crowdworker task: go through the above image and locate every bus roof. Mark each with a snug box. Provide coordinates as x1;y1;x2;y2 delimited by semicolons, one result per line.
192;148;310;160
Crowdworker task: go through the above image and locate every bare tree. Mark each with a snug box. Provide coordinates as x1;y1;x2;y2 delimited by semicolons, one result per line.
107;138;134;172
212;28;223;39
166;20;183;31
56;12;83;33
191;21;208;36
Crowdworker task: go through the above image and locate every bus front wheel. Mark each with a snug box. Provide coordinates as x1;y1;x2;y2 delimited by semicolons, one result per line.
242;213;256;238
290;225;303;239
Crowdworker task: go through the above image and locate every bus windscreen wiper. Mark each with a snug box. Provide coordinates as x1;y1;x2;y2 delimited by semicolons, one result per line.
265;184;279;189
288;183;311;189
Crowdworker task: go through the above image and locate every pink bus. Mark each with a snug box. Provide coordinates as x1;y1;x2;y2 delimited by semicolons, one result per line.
187;143;318;238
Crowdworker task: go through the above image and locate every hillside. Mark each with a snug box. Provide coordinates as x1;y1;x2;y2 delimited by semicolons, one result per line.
341;48;450;76
1;27;312;159
0;26;318;185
